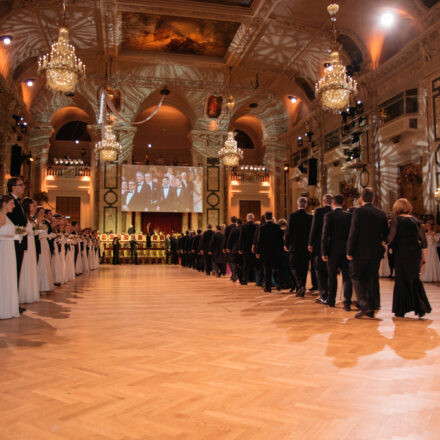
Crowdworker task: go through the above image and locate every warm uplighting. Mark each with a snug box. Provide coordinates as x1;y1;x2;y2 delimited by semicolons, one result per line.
380;11;396;28
45;175;55;181
262;181;270;187
81;176;91;182
0;35;12;45
231;180;239;186
435;187;440;201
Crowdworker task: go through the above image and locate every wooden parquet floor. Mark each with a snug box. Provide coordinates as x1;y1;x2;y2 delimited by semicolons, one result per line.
1;266;440;440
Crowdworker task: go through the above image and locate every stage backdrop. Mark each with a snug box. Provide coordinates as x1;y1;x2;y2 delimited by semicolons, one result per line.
121;165;203;213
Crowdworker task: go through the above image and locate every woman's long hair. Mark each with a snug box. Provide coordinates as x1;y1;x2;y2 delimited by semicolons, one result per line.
21;197;35;222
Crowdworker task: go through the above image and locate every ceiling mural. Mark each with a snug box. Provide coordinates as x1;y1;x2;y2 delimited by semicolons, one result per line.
191;0;254;6
121;13;241;58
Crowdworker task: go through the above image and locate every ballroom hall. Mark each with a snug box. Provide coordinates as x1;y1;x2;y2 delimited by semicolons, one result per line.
1;0;440;439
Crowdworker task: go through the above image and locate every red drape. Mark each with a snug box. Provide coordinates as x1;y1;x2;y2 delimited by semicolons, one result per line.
141;212;183;235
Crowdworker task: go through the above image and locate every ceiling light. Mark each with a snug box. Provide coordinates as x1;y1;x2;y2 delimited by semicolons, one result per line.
380;11;395;28
75;140;79;144
25;79;34;87
288;96;298;104
148;143;152;148
0;35;12;45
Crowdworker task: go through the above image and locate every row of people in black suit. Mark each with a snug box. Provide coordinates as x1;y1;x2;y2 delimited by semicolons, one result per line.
122;172;193;212
177;187;431;319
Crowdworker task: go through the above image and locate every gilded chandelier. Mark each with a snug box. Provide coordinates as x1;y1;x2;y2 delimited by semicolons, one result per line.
95;125;121;162
219;132;243;167
315;3;357;112
37;1;85;92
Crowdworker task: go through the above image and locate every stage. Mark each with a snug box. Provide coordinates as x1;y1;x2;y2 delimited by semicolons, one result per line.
1;265;440;439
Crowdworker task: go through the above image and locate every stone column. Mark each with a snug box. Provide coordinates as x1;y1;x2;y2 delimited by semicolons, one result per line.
29;123;54;195
263;136;288;219
190;129;226;229
87;125;102;229
97;124;137;233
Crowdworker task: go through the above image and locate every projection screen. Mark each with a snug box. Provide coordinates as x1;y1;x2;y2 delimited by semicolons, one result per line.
121;164;203;213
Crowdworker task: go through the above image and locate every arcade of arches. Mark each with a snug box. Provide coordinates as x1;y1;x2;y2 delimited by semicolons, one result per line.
1;0;440;230
2;1;440;439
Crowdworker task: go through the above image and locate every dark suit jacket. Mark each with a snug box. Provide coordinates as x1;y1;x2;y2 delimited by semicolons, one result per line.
223;224;236;250
8;194;28;250
226;225;241;254
175;187;190;212
256;221;284;263
158;186;177;212
192;234;201;253
321;208;352;256
210;231;225;260
309;206;332;255
347;203;389;260
199;229;215;253
285;209;313;252
144;181;159;209
239;221;257;253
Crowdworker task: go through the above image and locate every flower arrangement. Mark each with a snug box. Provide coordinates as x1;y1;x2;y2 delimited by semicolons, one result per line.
342;185;360;199
398;166;422;184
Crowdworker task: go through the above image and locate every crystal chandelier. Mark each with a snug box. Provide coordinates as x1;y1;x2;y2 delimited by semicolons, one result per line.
95;125;121;162
219;132;243;167
37;1;85;93
315;3;357;112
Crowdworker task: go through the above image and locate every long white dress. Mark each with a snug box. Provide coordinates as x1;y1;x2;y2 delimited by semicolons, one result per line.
59;236;68;284
421;234;440;282
66;239;75;281
18;221;40;304
0;217;20;319
81;240;89;273
38;230;55;292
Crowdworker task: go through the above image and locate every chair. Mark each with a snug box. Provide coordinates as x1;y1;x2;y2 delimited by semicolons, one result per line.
123;234;129;241
101;234;107;241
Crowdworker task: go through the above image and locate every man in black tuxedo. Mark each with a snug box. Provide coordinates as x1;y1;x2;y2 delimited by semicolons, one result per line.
144;172;159;211
7;177;27;276
122;180;138;211
192;229;203;272
308;194;333;304
256;211;284;293
133;171;147;210
175;177;190;212
157;177;177;212
347;187;389;318
239;213;257;285
286;197;313;296
321;194;353;309
7;177;27;313
223;216;237;278
199;224;215;275
209;225;226;277
226;218;242;282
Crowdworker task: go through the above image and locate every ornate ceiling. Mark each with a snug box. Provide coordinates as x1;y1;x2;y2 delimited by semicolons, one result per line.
0;0;438;134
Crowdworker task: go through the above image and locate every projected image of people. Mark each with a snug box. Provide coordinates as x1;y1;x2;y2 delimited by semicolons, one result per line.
121;165;203;213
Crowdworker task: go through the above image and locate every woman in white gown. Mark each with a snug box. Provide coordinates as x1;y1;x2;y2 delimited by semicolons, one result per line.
0;195;20;319
64;224;76;281
35;207;55;292
18;198;40;304
421;222;440;282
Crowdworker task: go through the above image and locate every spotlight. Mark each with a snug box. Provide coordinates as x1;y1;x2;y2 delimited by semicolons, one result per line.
288;96;298;104
305;131;314;142
0;35;12;45
22;121;27;126
75;140;79;144
25;79;34;87
284;164;289;172
297;136;303;147
380;11;395;28
160;86;171;95
148;143;152;148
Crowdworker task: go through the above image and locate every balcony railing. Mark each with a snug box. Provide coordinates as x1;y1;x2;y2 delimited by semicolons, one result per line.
46;165;90;177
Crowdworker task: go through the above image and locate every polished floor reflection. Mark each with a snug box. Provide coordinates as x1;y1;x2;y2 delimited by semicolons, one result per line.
1;265;440;440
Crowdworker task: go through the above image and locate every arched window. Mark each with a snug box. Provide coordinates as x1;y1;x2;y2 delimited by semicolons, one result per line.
56;121;91;142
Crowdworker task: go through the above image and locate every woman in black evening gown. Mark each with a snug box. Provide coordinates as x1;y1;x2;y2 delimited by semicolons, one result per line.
112;237;121;265
387;198;431;318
